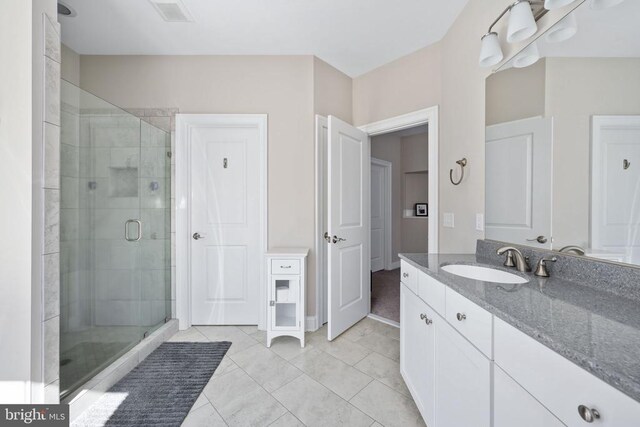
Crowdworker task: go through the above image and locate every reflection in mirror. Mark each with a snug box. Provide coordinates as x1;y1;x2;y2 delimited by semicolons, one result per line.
484;0;640;266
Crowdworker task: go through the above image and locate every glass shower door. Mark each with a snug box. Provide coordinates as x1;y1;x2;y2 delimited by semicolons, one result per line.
60;80;170;398
139;121;171;333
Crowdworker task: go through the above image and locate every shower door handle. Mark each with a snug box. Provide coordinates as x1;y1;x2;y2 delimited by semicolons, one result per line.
125;219;142;242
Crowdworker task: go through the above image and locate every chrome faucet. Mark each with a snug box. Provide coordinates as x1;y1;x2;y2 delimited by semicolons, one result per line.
534;257;557;277
496;246;531;273
559;245;585;256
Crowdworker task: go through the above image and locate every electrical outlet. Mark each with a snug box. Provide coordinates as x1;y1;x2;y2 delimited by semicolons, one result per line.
476;213;484;231
443;213;455;228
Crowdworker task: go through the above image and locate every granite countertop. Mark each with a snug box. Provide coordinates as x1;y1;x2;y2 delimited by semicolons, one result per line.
399;252;640;404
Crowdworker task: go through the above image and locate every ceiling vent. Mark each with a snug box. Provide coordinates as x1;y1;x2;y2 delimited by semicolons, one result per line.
149;0;194;22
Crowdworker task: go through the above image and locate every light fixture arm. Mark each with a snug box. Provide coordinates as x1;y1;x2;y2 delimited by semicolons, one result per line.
484;0;544;37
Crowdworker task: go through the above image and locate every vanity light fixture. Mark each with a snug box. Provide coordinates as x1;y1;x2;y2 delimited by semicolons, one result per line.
507;1;539;42
513;41;541;67
545;12;577;42
479;0;547;67
590;0;624;10
544;0;578;9
480;33;504;67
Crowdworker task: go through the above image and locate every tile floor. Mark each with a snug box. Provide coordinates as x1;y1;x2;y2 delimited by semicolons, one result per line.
176;317;425;427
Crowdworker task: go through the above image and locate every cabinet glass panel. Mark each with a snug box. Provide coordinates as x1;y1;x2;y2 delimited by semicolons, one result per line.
273;278;298;328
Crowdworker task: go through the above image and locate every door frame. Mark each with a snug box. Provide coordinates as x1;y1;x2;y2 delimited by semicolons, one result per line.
371;157;393;271
315;106;439;328
175;114;268;331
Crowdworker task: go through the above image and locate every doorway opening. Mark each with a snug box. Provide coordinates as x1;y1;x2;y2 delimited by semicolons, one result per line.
315;107;439;336
370;125;429;324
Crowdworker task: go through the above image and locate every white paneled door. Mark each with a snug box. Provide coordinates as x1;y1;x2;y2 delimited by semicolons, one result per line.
187;115;266;325
327;116;370;340
485;117;553;248
592;116;640;265
370;159;388;272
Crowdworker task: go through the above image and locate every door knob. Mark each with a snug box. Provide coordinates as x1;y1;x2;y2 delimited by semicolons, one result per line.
323;232;331;243
527;235;548;244
192;232;204;240
332;235;346;244
456;313;466;321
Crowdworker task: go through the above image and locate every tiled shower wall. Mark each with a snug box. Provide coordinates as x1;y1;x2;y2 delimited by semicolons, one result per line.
43;12;62;403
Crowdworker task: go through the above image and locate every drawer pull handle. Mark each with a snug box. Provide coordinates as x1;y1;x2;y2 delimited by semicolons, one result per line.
578;405;600;423
403;272;409;278
419;313;433;325
281;265;292;269
456;313;466;321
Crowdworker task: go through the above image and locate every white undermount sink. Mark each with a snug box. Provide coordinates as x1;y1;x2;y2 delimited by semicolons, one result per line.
441;264;528;284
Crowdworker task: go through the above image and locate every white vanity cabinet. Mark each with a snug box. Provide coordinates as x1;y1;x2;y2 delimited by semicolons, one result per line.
400;260;490;427
400;284;436;426
266;248;308;347
399;259;640;427
495;317;640;427
435;318;491;427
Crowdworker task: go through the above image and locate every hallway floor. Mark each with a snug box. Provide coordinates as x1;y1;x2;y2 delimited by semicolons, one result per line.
173;317;424;427
371;269;401;323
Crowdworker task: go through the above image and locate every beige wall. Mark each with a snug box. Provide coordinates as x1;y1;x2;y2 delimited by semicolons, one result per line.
353;43;442;126
546;57;640;248
313;57;352;123
61;44;80;86
485;59;546;126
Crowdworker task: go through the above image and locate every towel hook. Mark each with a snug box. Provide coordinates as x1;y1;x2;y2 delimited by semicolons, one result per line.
450;158;467;185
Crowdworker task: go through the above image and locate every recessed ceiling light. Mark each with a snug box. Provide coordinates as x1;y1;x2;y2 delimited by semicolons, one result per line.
57;2;76;17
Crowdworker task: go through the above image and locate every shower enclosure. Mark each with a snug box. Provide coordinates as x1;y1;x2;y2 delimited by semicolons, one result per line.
59;80;171;398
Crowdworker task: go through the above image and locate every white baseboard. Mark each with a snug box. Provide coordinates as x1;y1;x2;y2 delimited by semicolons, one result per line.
305;316;319;332
387;261;401;270
368;313;400;328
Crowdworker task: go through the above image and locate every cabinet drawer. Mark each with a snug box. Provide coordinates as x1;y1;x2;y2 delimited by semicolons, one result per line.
495;317;640;427
271;259;300;275
401;261;418;294
417;272;445;316
445;288;493;358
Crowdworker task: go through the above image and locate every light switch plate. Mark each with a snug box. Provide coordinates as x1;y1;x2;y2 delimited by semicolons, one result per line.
476;213;484;231
443;213;455;228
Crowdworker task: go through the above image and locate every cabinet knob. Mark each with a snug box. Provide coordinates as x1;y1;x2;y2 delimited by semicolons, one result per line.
403;272;409;278
578;405;600;423
419;313;432;325
456;313;466;321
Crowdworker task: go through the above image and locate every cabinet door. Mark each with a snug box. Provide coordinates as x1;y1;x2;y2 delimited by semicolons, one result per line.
270;276;300;330
435;319;491;427
495;365;565;427
400;284;435;426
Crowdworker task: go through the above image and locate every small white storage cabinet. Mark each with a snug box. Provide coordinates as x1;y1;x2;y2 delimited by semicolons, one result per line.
266;248;308;347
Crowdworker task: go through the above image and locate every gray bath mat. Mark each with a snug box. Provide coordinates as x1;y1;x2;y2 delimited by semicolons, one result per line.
72;341;231;427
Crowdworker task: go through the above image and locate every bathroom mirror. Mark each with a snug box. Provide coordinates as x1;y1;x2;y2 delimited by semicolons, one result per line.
484;0;640;266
